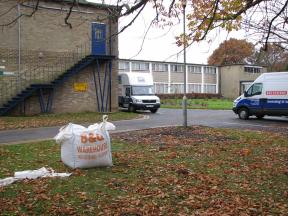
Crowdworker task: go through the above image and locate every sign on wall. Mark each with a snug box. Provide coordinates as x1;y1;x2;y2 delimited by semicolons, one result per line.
74;83;88;92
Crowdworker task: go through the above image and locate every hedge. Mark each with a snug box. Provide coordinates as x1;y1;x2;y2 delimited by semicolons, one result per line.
156;93;222;99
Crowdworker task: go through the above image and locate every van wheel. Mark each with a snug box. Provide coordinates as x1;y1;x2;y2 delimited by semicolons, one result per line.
128;105;136;112
256;115;264;119
150;108;158;113
238;108;249;120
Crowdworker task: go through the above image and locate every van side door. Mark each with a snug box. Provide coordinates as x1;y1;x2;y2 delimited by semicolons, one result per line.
262;84;288;115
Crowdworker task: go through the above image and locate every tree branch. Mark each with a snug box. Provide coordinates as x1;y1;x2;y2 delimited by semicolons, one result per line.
114;1;147;37
64;0;76;29
264;0;288;50
199;0;220;41
222;0;264;20
0;0;40;27
168;0;176;16
129;19;154;59
120;0;148;17
0;4;16;18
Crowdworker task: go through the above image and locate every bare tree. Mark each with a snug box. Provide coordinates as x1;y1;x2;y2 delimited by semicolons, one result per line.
251;43;288;71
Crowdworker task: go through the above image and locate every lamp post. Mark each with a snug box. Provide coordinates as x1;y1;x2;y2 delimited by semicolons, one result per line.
182;0;187;127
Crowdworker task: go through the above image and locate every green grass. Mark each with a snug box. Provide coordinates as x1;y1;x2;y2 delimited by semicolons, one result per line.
0;111;139;131
161;98;233;110
0;127;287;215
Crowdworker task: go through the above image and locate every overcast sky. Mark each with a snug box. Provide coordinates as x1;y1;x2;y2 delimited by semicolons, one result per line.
88;0;246;64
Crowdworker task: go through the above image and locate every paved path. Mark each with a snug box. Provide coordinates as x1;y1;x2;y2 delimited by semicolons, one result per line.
0;108;287;145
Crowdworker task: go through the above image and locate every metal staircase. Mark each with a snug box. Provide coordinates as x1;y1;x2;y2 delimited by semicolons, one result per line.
0;45;114;116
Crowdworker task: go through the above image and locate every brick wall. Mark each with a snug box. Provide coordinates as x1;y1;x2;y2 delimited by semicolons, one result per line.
0;1;118;53
10;61;118;116
0;0;119;115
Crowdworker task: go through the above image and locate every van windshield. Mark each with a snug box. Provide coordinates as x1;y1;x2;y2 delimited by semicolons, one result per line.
132;86;154;95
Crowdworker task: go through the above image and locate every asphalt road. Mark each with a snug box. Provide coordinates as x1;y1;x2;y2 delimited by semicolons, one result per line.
0;108;287;145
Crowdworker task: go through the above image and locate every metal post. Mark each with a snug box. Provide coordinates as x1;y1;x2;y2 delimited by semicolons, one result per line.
17;4;21;73
17;4;21;92
182;0;187;127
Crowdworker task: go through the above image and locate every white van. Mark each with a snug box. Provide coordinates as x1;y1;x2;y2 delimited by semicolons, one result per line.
118;72;160;113
233;72;288;119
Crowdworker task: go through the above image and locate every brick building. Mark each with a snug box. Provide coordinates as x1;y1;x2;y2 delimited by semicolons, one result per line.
0;0;119;115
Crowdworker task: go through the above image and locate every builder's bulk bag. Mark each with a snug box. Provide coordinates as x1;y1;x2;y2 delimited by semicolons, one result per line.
54;116;115;168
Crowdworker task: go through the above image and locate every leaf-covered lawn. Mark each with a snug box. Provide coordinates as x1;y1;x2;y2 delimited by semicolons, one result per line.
0;111;139;131
0;126;287;215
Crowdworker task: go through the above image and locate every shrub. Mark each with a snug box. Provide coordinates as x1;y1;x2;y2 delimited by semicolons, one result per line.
156;93;222;100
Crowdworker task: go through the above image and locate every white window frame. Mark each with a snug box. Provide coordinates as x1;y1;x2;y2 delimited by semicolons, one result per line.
119;61;130;71
170;64;184;73
152;63;168;72
132;62;150;71
188;65;201;73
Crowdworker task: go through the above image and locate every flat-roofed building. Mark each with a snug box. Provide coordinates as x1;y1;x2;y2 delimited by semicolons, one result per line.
118;59;219;95
219;64;267;98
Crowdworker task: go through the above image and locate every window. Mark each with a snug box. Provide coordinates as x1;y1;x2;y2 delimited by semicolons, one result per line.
154;83;169;94
246;83;263;96
119;61;130;71
240;82;253;94
125;87;131;96
132;86;154;95
187;66;201;73
171;64;183;73
244;66;261;73
170;84;184;93
132;62;149;71
204;84;216;93
204;67;216;74
95;29;103;40
188;84;201;93
152;63;168;72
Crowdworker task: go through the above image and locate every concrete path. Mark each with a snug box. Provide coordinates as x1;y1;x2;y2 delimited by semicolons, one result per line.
0;108;287;145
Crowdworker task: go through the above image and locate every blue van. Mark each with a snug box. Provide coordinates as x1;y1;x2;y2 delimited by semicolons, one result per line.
233;72;288;119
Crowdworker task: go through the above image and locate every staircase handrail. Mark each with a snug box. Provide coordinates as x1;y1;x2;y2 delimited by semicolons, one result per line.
0;41;91;107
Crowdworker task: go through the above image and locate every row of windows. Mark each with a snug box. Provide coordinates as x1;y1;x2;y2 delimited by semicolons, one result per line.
119;61;150;71
188;66;201;73
119;61;129;71
154;83;217;94
244;66;262;73
152;63;168;72
119;61;217;74
154;83;169;94
204;67;216;74
170;64;183;72
132;62;149;71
